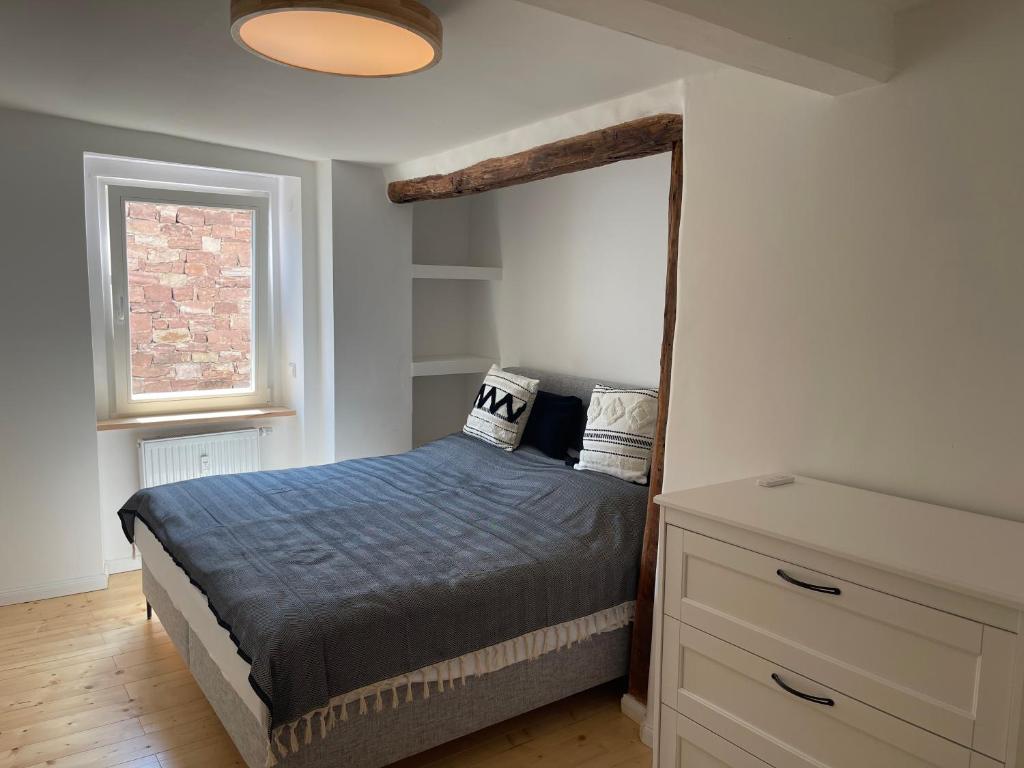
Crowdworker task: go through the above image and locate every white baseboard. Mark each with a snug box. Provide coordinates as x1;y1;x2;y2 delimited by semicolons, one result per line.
620;693;654;747
620;692;647;724
640;720;654;747
106;556;142;575
0;573;108;607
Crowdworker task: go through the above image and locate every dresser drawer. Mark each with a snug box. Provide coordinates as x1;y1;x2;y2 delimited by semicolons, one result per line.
664;526;1016;759
660;705;773;768
661;617;974;768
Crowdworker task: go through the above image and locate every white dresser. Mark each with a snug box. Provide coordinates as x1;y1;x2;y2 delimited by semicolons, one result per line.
652;476;1024;768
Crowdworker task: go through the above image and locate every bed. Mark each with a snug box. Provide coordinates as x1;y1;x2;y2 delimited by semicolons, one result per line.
119;369;650;768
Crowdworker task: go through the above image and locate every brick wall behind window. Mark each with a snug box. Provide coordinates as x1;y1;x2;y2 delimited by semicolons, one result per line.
125;201;253;395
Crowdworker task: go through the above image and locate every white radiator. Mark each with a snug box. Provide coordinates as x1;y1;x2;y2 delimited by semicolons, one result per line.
138;429;261;488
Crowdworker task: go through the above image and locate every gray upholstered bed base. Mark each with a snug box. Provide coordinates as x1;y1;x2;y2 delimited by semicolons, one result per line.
143;566;630;768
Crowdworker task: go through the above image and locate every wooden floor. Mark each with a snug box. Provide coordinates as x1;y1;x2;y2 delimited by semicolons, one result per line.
0;572;650;768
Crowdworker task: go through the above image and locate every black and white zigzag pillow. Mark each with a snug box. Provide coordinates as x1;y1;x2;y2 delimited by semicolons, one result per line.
463;366;540;451
575;385;659;483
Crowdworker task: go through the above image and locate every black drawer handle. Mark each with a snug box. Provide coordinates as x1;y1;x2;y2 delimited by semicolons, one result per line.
776;568;841;595
771;673;835;706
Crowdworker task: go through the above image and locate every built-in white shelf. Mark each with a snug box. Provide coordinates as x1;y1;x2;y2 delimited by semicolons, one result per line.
412;265;502;281
411;355;495;377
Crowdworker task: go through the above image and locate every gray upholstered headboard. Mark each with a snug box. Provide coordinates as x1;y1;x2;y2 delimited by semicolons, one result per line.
505;367;656;439
505;367;653;409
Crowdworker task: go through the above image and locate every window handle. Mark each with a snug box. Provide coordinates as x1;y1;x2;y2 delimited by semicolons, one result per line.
116;294;126;323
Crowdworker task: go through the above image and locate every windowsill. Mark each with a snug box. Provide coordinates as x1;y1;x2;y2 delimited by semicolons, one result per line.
96;406;296;432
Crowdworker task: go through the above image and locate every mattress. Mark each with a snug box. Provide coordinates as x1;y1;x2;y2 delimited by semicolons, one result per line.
136;522;269;728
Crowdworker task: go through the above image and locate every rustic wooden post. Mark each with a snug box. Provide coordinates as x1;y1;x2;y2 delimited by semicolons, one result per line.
628;138;682;702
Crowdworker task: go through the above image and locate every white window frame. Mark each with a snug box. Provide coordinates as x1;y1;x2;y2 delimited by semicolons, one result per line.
85;155;281;419
107;186;271;414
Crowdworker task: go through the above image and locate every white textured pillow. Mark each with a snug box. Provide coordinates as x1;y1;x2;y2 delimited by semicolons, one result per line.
463;366;540;451
575;385;659;483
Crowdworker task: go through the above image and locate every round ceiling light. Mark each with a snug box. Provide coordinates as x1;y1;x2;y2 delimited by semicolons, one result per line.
230;0;442;77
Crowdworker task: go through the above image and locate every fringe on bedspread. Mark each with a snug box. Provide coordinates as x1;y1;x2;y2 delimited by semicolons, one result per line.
264;601;635;767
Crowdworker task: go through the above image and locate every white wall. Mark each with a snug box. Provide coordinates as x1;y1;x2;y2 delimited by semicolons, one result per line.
332;161;413;460
664;0;1024;521
413;198;474;267
316;160;337;463
477;155;670;386
0;107;322;603
412;375;481;447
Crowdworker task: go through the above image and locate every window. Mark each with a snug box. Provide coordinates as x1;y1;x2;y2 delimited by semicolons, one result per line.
101;184;272;416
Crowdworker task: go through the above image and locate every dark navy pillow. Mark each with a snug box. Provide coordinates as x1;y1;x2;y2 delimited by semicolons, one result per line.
522;391;584;460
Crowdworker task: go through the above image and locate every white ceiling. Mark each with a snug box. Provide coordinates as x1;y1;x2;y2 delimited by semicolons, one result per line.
0;0;715;164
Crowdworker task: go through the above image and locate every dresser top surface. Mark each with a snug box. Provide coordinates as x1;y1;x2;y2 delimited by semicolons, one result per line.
657;476;1024;609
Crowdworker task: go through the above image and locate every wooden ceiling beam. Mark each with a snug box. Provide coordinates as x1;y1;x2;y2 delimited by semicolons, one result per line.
386;113;682;203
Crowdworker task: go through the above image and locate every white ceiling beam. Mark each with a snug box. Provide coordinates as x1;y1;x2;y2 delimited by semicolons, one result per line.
518;0;897;95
